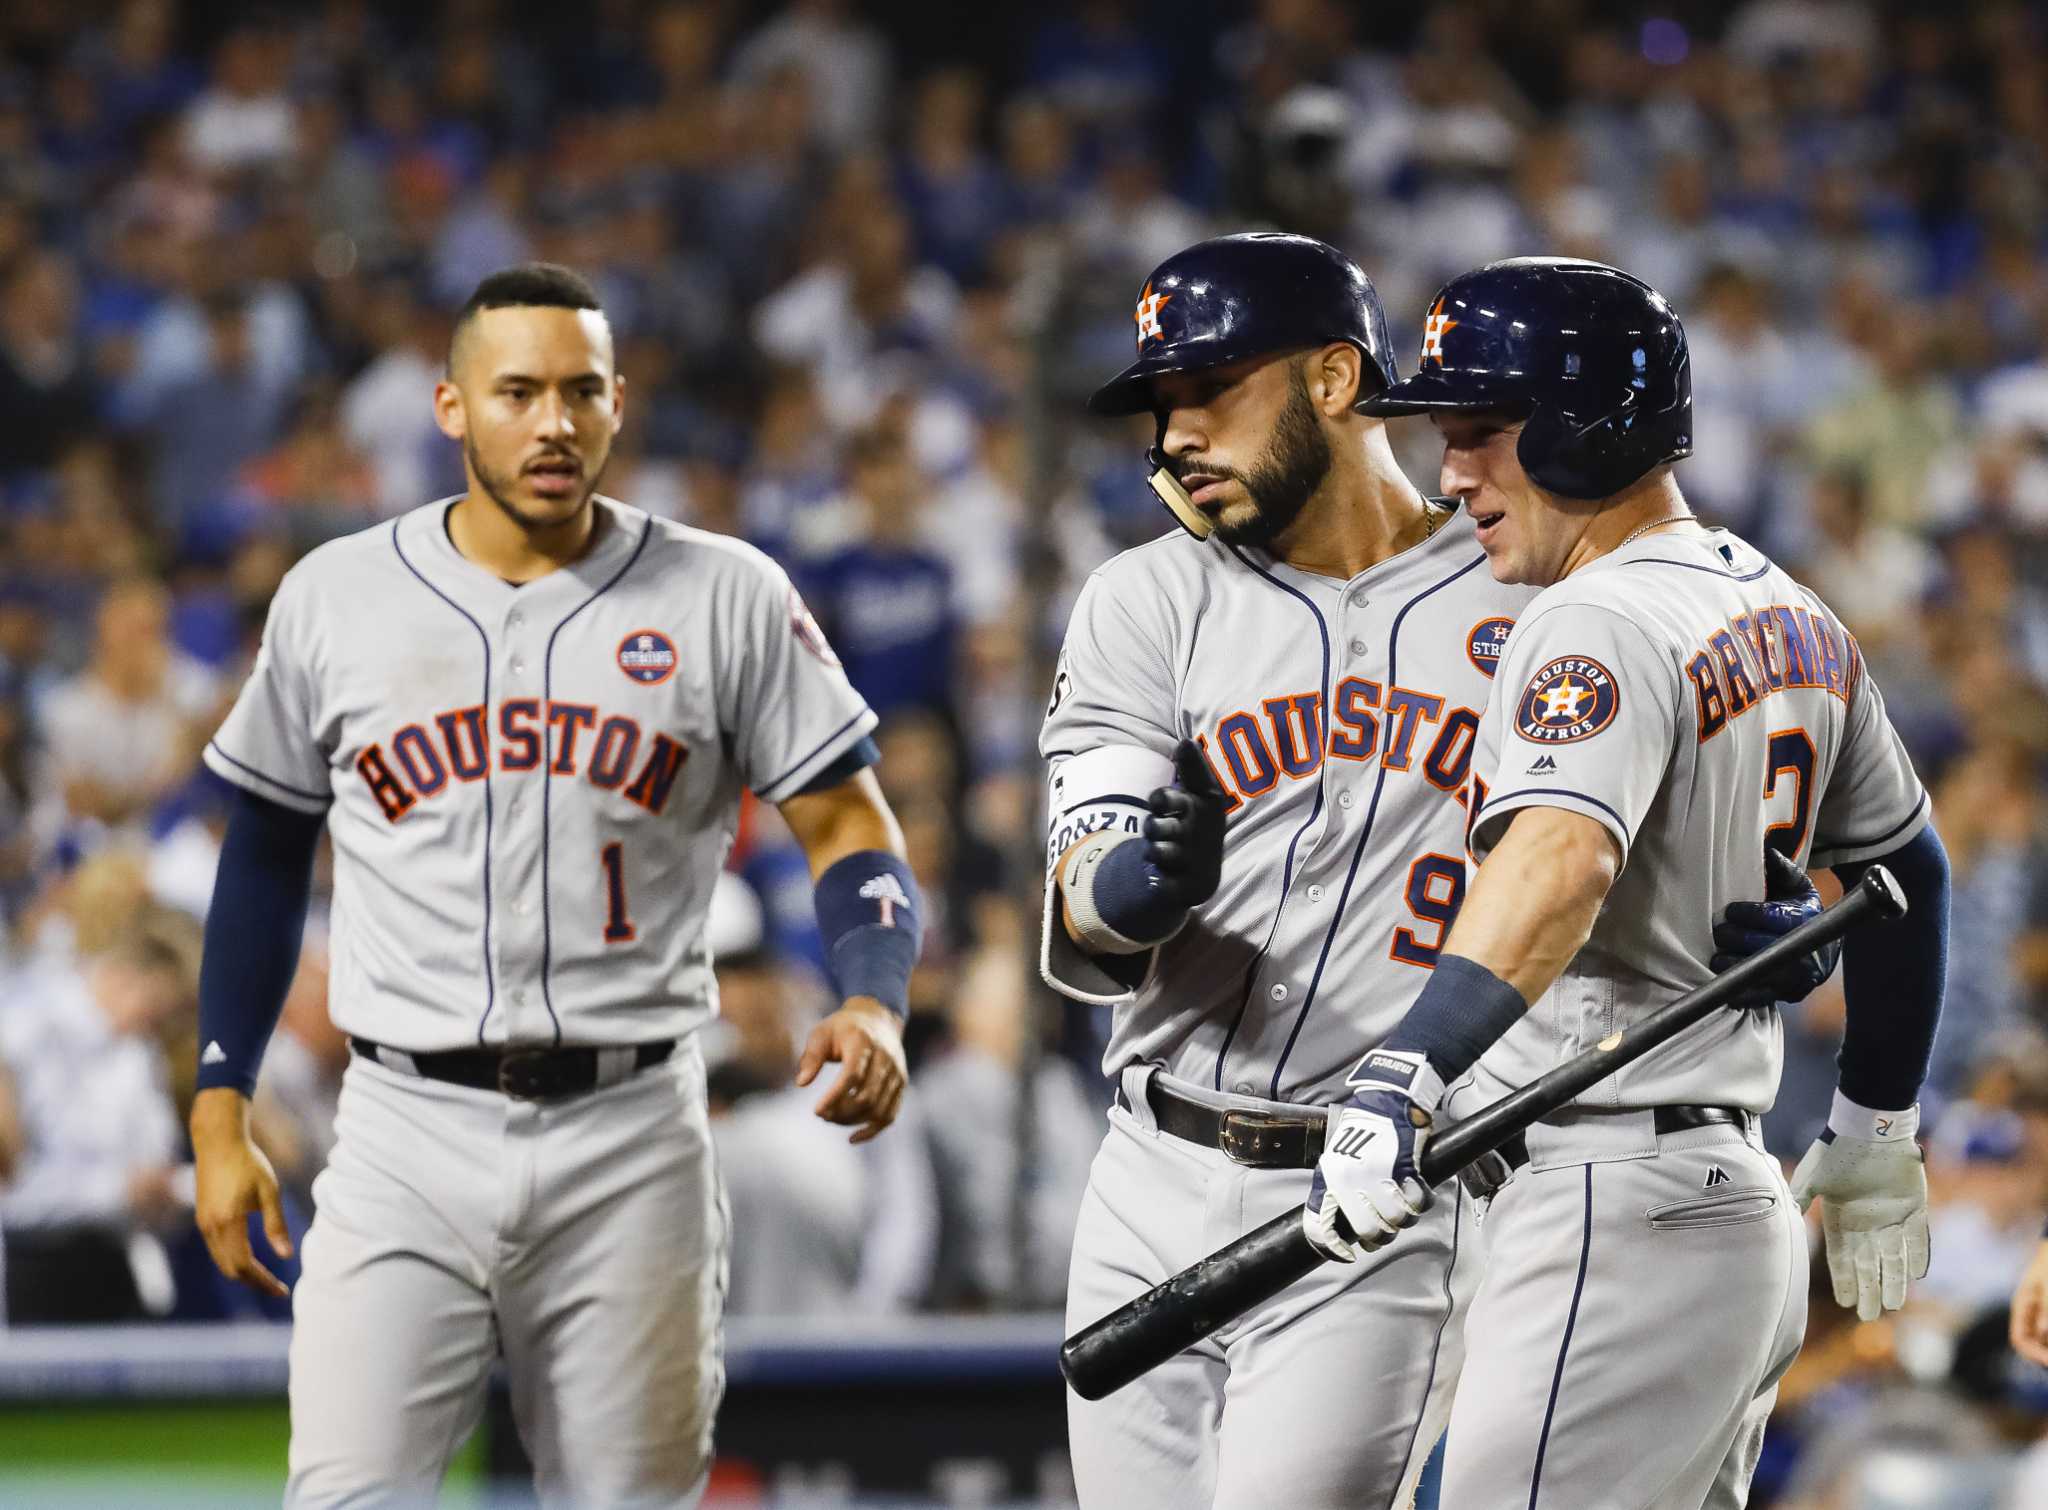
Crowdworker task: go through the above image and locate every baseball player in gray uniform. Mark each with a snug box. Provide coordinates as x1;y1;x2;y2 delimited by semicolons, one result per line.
1042;237;1825;1510
187;263;925;1508
1307;258;1951;1509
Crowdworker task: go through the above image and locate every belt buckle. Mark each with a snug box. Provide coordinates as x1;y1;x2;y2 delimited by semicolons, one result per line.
497;1049;556;1100
1219;1110;1302;1169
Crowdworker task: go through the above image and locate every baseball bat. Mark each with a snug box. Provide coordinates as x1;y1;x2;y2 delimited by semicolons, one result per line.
1060;864;1907;1401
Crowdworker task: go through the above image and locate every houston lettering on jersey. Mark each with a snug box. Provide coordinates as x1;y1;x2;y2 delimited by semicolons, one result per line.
1196;680;1481;809
354;699;688;821
1684;603;1862;742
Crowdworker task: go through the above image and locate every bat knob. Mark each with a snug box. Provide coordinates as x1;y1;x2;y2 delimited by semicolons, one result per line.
1858;863;1907;922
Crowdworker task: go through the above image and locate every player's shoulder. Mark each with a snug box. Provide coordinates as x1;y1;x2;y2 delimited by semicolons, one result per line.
607;500;797;597
1084;527;1215;595
272;505;441;606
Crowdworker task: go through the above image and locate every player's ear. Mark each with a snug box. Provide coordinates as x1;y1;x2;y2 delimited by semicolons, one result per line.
1310;343;1362;417
432;379;467;442
608;371;626;435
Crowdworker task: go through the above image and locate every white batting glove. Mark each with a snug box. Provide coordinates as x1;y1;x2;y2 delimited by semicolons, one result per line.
1303;1051;1441;1263
1790;1091;1930;1322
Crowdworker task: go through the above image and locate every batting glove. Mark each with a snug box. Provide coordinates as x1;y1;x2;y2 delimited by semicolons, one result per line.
1711;849;1841;1007
1304;1050;1441;1263
1790;1091;1929;1322
1141;740;1228;910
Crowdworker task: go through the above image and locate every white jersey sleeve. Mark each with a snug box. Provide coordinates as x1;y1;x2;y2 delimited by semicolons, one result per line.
1808;632;1929;867
204;562;334;814
1471;599;1678;868
1038;568;1183;1004
721;553;877;803
1042;572;1181;763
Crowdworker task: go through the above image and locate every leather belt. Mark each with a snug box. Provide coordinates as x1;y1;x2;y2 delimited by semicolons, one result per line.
352;1037;675;1101
1478;1104;1752;1186
1119;1077;1327;1169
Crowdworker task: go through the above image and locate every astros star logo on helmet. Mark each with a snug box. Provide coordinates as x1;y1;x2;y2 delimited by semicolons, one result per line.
1421;296;1459;366
1134;281;1174;346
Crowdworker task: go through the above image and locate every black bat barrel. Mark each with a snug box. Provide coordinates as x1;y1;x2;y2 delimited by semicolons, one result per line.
1059;866;1906;1401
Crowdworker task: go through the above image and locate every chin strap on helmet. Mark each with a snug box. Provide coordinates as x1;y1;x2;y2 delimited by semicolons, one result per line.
1145;422;1214;540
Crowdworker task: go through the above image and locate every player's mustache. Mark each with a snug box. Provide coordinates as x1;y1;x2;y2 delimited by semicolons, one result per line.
1168;460;1242;485
522;450;581;472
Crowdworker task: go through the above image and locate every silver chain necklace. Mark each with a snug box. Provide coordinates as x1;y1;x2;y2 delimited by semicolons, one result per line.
1615;514;1695;552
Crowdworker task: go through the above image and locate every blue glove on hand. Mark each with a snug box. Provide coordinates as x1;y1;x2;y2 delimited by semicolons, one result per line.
1304;1050;1441;1263
1711;849;1841;1007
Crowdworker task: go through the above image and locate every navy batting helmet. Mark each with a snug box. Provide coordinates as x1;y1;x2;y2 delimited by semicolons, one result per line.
1363;257;1692;500
1088;232;1398;417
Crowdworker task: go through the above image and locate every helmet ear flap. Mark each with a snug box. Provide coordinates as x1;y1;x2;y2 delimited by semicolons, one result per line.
1516;395;1649;500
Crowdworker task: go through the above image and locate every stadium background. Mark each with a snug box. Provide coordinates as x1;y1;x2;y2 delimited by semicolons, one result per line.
2;0;2047;1505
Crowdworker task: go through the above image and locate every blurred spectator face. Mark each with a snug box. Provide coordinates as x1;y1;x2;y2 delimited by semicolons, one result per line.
1002;96;1073;183
3;251;79;349
1153;349;1343;548
91;948;185;1039
848;430;919;537
435;303;625;531
1809;469;1870;546
94;578;172;698
875;711;959;809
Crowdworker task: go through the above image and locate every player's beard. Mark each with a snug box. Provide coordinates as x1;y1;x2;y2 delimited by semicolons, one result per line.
1206;365;1332;548
465;433;603;532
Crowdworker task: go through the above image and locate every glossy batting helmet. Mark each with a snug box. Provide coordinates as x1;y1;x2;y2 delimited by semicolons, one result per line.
1090;233;1397;416
1364;257;1692;500
1089;233;1397;537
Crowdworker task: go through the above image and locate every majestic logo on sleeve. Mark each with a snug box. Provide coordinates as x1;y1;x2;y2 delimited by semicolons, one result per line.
1421;297;1460;365
617;630;677;685
1466;617;1515;678
1515;656;1620;743
789;586;840;665
1134;281;1173;346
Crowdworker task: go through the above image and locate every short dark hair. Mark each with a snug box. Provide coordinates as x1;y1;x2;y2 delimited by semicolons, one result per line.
449;261;605;373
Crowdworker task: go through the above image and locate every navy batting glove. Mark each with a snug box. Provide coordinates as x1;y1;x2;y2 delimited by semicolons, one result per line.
1711;849;1841;1006
1140;740;1227;910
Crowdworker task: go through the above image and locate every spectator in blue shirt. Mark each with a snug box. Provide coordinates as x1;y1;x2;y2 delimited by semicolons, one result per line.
796;423;957;724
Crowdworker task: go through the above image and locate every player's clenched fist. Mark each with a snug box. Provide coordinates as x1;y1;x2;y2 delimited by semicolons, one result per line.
1305;1050;1441;1262
797;997;908;1144
1142;740;1228;909
2008;1239;2048;1366
190;1087;294;1299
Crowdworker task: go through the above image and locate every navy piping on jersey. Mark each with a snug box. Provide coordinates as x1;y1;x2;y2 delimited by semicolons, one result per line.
759;708;871;800
538;514;655;1046
393;522;499;1044
205;739;330;807
1381;1184;1464;1510
1210;544;1332;1092
1628;555;1772;583
1267;552;1490;1100
1529;1165;1595;1510
1477;786;1631;838
1054;792;1151;818
1818;788;1929;859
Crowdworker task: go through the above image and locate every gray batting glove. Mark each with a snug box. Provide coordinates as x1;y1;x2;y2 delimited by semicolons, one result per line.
1790;1091;1930;1322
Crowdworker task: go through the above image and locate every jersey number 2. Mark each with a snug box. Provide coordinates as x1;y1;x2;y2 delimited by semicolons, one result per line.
601;842;637;943
1763;729;1816;859
1391;853;1466;967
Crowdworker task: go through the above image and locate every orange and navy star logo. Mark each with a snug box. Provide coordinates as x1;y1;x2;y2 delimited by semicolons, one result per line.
1514;654;1620;744
1134;281;1173;346
1421;296;1459;366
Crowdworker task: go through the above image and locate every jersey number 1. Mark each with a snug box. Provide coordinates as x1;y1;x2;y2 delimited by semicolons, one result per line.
601;842;637;943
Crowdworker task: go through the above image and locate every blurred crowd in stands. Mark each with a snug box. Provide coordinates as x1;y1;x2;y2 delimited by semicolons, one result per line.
0;0;2046;1501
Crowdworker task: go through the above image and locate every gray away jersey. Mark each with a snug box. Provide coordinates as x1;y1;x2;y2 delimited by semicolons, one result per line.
205;496;876;1051
1451;526;1928;1120
1040;504;1538;1105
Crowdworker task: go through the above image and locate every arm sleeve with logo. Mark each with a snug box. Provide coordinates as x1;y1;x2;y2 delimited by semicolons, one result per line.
1470;599;1679;869
201;563;334;814
725;549;879;803
1809;618;1930;868
1038;570;1182;1003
